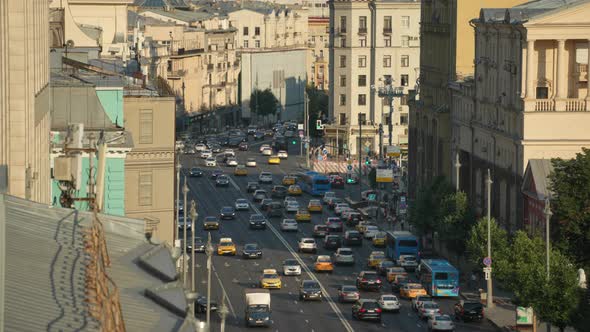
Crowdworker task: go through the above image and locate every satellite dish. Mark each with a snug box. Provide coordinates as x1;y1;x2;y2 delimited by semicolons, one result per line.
66;39;75;48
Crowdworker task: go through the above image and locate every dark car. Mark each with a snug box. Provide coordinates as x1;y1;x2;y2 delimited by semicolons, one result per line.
209;144;222;153
352;299;382;322
247;182;260;193
345;212;362;226
215;175;230;187
330;175;345;188
220;206;236;220
254;131;265;140
266;202;283;218
194;295;218;314
189;167;204;177
249;214;267;230
228;137;243;147
239;141;249;151
186;236;206;253
242;243;262;259
271;185;288;198
454;301;484;322
356;271;383;291
344;230;363;246
328;197;344;209
313;225;329;238
210;170;223;178
299;280;322;301
326;218;344;232
323;235;342;250
260;199;273;210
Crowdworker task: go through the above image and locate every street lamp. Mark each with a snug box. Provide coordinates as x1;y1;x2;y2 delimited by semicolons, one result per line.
205;232;214;330
182;179;189;288
454;151;461;191
371;78;405;162
190;200;198;292
543;197;553;332
218;292;229;332
485;169;494;308
175;159;181;245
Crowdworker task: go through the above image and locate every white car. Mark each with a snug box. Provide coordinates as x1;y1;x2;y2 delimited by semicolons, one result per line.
427;314;455;331
261;147;272;156
277;150;288;159
283;196;296;206
334;203;350;215
323;192;336;205
226;158;238;167
280;219;298;232
200;150;212;159
285;201;299;213
399;254;419;271
364;226;380;239
333;248;355;265
194;143;207;152
235;198;249;211
223;149;235;157
419;303;441;320
412;295;434;311
205;157;216;167
259;144;270;153
246;158;257;167
378;294;401;312
298;238;317;253
282;259;302;276
258;172;273;183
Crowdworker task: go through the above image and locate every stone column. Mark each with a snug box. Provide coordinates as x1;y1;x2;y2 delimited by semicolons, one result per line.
556;39;567;99
525;40;536;99
586;39;590;100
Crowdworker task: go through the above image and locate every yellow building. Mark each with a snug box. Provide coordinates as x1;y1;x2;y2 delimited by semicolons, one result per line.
308;16;330;90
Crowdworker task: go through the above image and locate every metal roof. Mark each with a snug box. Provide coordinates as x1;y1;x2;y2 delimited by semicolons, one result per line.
142;8;218;22
522;159;555;200
479;0;590;23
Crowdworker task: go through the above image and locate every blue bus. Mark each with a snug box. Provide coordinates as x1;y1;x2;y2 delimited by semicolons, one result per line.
418;259;460;297
296;171;331;196
385;231;419;262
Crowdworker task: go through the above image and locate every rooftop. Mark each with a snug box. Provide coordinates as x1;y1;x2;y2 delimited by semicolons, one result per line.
478;0;590;24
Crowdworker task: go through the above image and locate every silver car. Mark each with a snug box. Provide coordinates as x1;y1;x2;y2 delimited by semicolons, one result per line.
226;157;238;166
378;294;401;312
259;172;273;183
282;259;302;276
235;198;249;210
337;285;360;303
419;303;441;320
333;248;355;265
322;192;336;204
285;201;299;213
280;219;298;232
298;238;317;253
427;314;455;331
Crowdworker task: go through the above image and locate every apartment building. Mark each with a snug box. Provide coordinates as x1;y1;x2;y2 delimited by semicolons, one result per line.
327;0;420;157
0;0;51;203
408;0;527;196
450;0;590;231
308;16;330;90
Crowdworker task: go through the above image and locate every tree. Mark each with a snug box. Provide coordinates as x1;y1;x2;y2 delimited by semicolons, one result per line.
408;176;454;237
437;191;475;260
466;217;510;280
249;88;279;124
306;85;328;137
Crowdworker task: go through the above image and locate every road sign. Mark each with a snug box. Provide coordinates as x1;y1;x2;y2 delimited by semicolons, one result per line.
347;165;353;171
386;145;401;157
376;168;394;183
322;149;329;155
483;267;492;280
298;124;304;130
483;257;492;267
298;130;304;138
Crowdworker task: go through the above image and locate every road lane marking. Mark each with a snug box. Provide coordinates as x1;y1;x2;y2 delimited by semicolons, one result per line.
212;265;236;316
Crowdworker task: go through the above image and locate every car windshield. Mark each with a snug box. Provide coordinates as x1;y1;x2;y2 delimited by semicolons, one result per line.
284;259;299;266
403;256;417;261
408;284;423;289
317;256;330;262
237;199;248;204
263;273;278;279
283;219;296;224
303;281;319;289
248;158;255;161
250;215;264;221
244;244;258;250
220;241;232;246
363;273;379;280
436;315;451;321
342;286;357;292
204;217;217;222
362;301;379;309
382;296;397;301
303;239;315;244
221;207;233;212
339;249;353;255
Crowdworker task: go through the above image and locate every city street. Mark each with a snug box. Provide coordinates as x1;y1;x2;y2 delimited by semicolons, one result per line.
179;138;497;332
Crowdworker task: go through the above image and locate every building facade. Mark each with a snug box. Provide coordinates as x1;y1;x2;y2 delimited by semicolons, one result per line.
308;16;330;90
0;0;51;203
327;0;420;157
450;0;590;230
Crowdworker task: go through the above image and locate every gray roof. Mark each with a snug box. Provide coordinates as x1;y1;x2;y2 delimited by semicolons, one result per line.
478;0;590;24
135;0;191;8
141;8;218;22
522;159;555;200
193;0;298;16
129;10;176;29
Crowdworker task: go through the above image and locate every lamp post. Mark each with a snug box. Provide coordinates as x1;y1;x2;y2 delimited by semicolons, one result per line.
218;292;229;332
182;179;189;288
373;79;405;164
544;197;552;332
175;160;181;245
485;169;494;308
190;200;198;292
454;152;461;191
205;232;214;330
305;91;310;169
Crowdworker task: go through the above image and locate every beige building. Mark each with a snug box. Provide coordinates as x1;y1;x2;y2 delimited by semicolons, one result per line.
450;0;590;230
308;16;330;90
0;0;51;203
327;0;420;157
124;93;176;244
408;0;527;196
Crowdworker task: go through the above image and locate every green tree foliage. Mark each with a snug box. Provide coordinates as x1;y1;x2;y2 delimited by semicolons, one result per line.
368;168;376;189
548;147;590;268
437;191;475;255
306;85;328;137
249;88;279;123
408;176;454;237
466;217;510;280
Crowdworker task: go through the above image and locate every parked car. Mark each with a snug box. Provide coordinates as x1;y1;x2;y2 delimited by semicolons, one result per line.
454;301;484;322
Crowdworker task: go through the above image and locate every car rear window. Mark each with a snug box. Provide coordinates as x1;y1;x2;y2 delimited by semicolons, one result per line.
362;301;379;309
436;315;451;321
382;296;396;301
303;239;315;244
342;286;357;292
363;273;379;280
339;249;353;255
464;303;483;310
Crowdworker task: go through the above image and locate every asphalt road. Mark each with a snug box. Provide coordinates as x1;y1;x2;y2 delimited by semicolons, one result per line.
179;138;496;332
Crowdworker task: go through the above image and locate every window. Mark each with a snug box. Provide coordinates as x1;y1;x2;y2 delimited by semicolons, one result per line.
402;35;409;47
536;87;548;99
358;75;367;87
400;95;408;105
384;37;391;47
358;55;367;67
255;40;260;48
384;114;391;126
340;75;346;87
340;55;346;68
383;74;392;84
401;74;409;86
401;16;410;28
340;16;347;33
400;114;408;125
383;55;391;67
359;37;366;47
339;94;346;106
359;16;367;33
359;113;366;125
255;27;260;36
384;16;392;33
339;113;347;126
243;27;249;36
401;55;409;67
340;38;346;48
319;50;323;57
139;171;153;206
139;109;153;144
358;94;367;106
243;40;249;48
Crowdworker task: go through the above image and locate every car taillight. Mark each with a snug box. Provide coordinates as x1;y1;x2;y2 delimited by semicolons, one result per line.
359;308;366;313
376;279;382;283
375;308;382;313
361;278;367;282
421;309;426;313
438;309;442;313
433;322;437;326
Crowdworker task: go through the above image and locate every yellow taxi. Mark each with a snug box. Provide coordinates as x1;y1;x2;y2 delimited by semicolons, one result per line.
356;221;375;234
217;237;236;256
372;231;387;247
288;185;303;196
295;208;311;222
387;267;408;283
259;269;282;289
314;255;334;273
307;199;323;213
268;155;281;165
400;283;427;299
234;165;248;176
282;176;296;186
367;251;386;268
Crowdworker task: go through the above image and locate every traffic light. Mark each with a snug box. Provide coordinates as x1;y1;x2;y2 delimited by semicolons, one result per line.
365;156;371;165
292;139;297;145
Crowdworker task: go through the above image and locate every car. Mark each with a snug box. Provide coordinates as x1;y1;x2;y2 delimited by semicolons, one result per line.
323;235;342;250
377;260;396;276
299;280;322;301
378;294;401;313
334;203;350;216
266;202;282;218
242;243;262;259
372;232;387;247
223;149;235;157
340;209;356;221
253;190;268;202
344;230;363;246
277;150;288;159
419;303;441;320
391;274;410;292
235;198;250;211
400;283;428;299
330;175;345;188
314;255;334;273
333;247;355;265
189;167;204;177
261;147;272;156
322;192;336;205
226;157;238;167
356;221;377;234
202;216;220;230
364;226;381;239
194;143;207;152
387;266;408;283
234;165;248;176
282;259;302;276
210;170;223;178
282;176;296;186
246;158;257;167
249;214;267;229
217;237;236;255
265;129;274;137
259;144;270;153
352;299;382;322
254;131;265;140
338;285;360;303
413;295;435;311
247;182;260;193
209;144;222;153
247;126;257;135
399;254;419;271
285;201;299;213
177;216;191;231
295;209;311;222
271;185;288;198
283;196;296;206
326;217;344;233
307;199;322;212
287;185;302;196
259;269;282;289
356;271;383;291
368;251;387;269
328;197;344;209
280;219;298;232
313;225;328;238
186;236;206;253
239;141;249;151
215;175;230;187
200;150;213;159
260;198;274;210
284;130;295;138
345;212;363;226
454;301;484;322
297;238;317;253
259;172;273;184
205;157;217;167
428;314;455;331
194;294;218;314
268;155;280;164
219;206;236;220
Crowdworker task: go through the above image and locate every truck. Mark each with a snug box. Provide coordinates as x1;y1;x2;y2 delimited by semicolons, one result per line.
244;289;271;327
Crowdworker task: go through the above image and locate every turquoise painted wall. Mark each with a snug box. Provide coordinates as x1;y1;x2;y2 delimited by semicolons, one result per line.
96;89;124;126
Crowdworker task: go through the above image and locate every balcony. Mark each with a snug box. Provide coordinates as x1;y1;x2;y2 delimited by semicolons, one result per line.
170;39;204;57
383;28;392;35
525;98;589;112
167;69;185;79
575;63;588;82
358;28;367;35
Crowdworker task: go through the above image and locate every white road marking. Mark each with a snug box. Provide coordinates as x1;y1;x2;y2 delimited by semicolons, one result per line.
305;319;309;324
212;266;236;316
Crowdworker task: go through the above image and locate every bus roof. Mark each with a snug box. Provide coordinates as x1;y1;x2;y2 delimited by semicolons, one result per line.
420;259;458;273
386;231;417;239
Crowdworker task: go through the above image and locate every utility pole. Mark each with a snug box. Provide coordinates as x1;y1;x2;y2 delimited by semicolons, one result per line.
485;169;494;308
378;123;383;159
454;152;461;191
218;292;229;332
305;92;310;169
190;200;197;292
358;113;363;201
544;197;552;332
175;159;181;244
206;232;214;329
376;80;404;166
182;179;189;288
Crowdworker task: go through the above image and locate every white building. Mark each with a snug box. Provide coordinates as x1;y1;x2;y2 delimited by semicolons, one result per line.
327;0;420;157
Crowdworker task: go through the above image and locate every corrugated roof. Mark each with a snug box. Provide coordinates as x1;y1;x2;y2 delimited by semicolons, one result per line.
522;159;555;200
479;0;590;23
142;8;217;22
